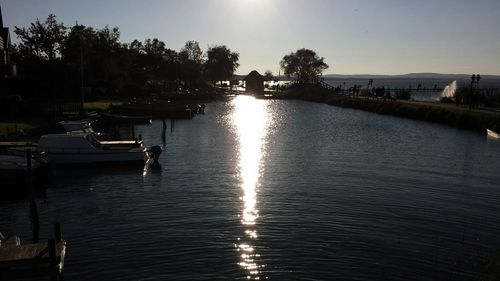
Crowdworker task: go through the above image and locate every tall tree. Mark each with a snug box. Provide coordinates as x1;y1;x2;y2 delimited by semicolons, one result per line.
63;24;130;97
280;48;329;84
179;40;203;64
14;14;67;61
264;70;274;81
130;38;177;82
129;39;144;54
205;45;239;85
144;38;167;56
178;40;204;86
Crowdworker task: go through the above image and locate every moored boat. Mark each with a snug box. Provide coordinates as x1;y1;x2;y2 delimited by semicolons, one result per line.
109;98;206;119
100;112;152;124
36;133;161;165
114;103;193;119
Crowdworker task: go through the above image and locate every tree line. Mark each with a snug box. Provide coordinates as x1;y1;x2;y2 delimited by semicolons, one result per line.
10;14;240;100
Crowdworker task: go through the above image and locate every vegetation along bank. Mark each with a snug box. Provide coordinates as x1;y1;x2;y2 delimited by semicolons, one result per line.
285;84;500;134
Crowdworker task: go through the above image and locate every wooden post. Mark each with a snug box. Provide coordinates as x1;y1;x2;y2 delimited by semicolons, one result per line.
54;223;62;243
162;119;167;146
48;239;59;281
27;149;40;243
26;149;32;179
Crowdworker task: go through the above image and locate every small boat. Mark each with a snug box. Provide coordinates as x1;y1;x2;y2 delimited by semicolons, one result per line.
36;133;162;165
100;112;152;124
487;129;500;139
112;99;195;119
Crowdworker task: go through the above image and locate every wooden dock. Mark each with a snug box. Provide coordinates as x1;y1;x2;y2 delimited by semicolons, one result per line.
0;224;66;281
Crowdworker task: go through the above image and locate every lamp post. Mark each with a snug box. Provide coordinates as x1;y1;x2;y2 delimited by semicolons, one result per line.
469;74;481;109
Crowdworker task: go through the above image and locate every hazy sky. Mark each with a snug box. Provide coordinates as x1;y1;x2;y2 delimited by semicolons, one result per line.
2;0;500;75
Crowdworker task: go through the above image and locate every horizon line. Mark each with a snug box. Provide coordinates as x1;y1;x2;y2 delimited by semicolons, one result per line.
235;72;500;77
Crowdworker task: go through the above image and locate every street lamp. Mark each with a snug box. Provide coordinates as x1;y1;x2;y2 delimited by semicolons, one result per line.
469;74;481;109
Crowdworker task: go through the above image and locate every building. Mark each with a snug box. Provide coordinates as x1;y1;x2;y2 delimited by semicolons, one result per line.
0;4;14;96
0;4;11;69
244;70;264;94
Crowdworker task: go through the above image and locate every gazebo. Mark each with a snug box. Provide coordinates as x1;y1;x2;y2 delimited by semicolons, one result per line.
243;70;264;94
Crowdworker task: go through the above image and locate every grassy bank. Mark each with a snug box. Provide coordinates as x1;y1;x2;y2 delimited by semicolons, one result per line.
286;84;500;133
0;101;123;139
0;122;36;139
84;101;122;111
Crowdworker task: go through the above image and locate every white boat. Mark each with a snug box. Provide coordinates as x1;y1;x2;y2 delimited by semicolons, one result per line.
36;133;161;165
487;129;500;139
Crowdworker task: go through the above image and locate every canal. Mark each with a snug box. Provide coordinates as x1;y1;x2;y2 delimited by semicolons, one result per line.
2;96;500;280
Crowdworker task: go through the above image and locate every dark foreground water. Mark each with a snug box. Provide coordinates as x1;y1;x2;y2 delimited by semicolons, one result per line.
2;96;500;280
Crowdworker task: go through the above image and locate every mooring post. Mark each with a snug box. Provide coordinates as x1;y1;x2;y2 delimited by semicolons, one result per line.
26;149;32;179
162;119;167;146
54;223;62;243
48;239;59;281
27;149;40;243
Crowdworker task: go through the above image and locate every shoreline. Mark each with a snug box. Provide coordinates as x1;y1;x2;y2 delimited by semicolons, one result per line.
275;84;500;134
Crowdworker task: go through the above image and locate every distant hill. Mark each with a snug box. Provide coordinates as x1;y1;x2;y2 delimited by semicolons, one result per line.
323;73;500;80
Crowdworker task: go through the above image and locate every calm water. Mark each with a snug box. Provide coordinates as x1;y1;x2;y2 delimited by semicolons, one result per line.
2;96;500;280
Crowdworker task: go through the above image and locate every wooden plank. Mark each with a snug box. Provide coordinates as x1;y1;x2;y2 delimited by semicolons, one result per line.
0;142;34;147
0;241;65;262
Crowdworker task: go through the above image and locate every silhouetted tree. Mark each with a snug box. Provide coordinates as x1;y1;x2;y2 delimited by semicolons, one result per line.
178;40;204;87
129;39;144;53
14;14;67;61
144;38;167;56
205;45;239;85
264;70;274;81
12;13;244;101
280;48;328;83
12;15;69;100
62;24;131;97
132;38;176;81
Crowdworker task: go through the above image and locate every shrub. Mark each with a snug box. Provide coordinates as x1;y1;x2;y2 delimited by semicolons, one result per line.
440;96;454;103
395;89;411;100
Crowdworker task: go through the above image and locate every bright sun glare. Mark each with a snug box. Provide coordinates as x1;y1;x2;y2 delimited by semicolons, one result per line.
232;96;269;280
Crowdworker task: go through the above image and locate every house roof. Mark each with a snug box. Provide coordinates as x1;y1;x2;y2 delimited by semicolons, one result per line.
244;70;264;81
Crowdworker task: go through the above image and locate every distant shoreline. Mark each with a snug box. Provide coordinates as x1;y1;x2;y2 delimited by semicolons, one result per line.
281;84;500;134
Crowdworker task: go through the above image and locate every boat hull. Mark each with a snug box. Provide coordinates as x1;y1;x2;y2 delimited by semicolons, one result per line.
43;151;147;165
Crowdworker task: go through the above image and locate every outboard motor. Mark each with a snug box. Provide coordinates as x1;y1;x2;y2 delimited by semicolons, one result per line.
149;145;163;164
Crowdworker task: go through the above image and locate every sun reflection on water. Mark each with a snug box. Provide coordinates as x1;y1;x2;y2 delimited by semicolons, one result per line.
231;95;269;280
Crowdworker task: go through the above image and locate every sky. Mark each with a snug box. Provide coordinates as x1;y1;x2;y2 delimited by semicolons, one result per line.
2;0;500;75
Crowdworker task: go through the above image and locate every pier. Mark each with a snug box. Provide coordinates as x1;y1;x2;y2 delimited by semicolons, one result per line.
0;224;66;281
